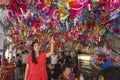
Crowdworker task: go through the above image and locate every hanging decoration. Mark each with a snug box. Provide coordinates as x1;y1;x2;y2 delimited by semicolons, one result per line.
0;0;120;52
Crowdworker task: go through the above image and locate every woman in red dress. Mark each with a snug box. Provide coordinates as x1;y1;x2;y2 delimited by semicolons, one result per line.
24;37;55;80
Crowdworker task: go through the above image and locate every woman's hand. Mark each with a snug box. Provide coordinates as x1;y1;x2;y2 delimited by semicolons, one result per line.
50;37;55;51
51;37;55;45
46;36;55;57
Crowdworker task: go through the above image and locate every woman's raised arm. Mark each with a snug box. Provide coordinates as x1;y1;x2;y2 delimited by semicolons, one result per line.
46;37;55;58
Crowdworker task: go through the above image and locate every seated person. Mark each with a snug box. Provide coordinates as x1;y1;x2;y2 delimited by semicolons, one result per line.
0;59;8;74
92;59;114;70
103;67;120;80
92;54;120;70
1;59;8;68
51;60;63;79
58;63;75;80
0;55;1;66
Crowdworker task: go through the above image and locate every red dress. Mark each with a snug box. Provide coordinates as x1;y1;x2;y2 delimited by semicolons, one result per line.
27;53;48;80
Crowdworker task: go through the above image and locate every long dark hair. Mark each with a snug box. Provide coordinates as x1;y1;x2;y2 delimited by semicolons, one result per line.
31;42;39;64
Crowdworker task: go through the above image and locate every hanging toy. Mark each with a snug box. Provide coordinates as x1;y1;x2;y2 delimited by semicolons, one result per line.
37;0;47;11
57;1;70;21
27;0;32;4
46;5;55;18
41;24;48;30
65;0;72;3
77;0;89;5
8;0;27;13
73;17;78;26
101;13;109;24
7;0;18;11
44;0;52;7
110;9;120;17
1;0;10;6
69;0;83;19
23;28;27;37
0;9;11;25
113;28;120;34
59;23;67;31
60;37;65;42
94;25;101;34
69;0;92;19
99;28;108;36
17;0;27;4
77;13;85;24
113;18;120;28
112;0;120;8
31;19;41;28
98;0;109;8
92;0;99;5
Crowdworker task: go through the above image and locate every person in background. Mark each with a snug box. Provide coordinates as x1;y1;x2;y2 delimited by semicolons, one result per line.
1;58;8;68
70;50;76;60
0;58;8;74
64;51;72;64
24;37;55;80
92;54;120;70
70;50;76;68
58;63;75;80
50;51;58;67
46;57;52;80
51;60;63;79
103;66;120;80
0;55;1;66
59;51;65;63
15;54;22;80
10;56;15;64
7;57;10;63
92;58;114;70
22;50;28;76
